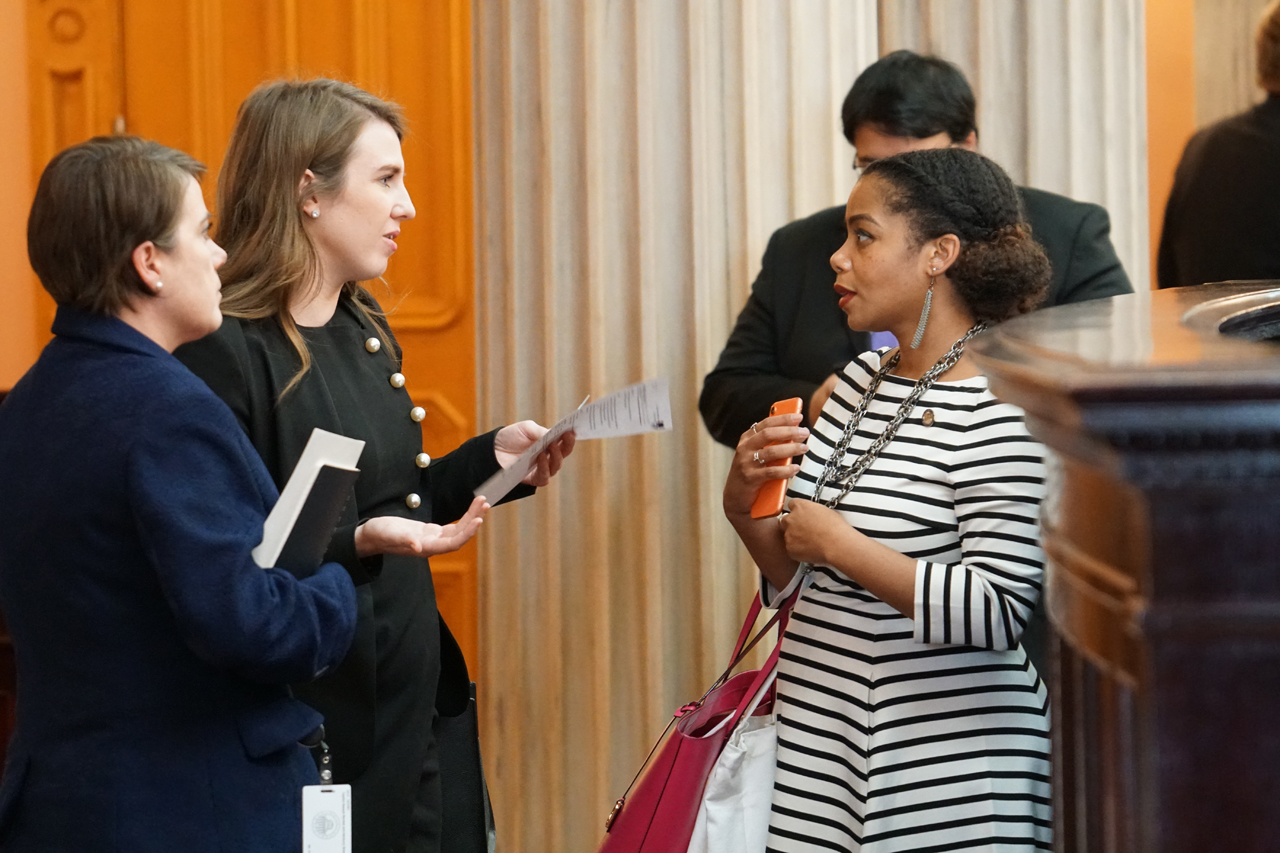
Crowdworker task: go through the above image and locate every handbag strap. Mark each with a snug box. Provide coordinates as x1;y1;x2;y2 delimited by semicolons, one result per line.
724;618;787;734
700;582;802;704
729;596;764;664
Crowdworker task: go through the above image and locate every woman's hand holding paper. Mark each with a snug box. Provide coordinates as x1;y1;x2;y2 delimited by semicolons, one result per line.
495;420;577;487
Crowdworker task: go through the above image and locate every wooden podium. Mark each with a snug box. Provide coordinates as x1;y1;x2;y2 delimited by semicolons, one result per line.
971;282;1280;853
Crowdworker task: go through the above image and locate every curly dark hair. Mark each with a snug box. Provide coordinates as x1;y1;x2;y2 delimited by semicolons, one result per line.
861;148;1050;323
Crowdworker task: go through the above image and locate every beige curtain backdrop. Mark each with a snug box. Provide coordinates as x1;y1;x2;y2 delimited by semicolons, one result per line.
880;0;1149;289
472;3;1146;852
1195;0;1271;128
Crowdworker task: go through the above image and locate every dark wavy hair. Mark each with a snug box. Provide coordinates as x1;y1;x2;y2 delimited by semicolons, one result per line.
861;148;1050;323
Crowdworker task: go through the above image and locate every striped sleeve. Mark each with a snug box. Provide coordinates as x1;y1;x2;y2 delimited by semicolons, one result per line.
913;403;1046;650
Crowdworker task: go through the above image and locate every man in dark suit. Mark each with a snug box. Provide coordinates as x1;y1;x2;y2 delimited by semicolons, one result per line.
700;50;1132;445
1158;1;1280;289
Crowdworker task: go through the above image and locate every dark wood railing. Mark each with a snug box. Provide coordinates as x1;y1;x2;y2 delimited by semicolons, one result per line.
972;282;1280;853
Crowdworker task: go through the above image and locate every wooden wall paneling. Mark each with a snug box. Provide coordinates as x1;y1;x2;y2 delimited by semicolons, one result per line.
1;0;38;390
26;0;124;338
383;0;480;669
1146;0;1196;286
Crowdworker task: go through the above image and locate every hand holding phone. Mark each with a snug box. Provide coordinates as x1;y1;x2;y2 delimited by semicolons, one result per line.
750;397;803;519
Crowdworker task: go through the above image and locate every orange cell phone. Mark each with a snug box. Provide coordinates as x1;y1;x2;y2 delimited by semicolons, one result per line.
750;397;803;519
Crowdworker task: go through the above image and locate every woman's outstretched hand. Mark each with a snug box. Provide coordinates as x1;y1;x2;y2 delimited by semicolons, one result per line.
354;496;489;558
723;412;809;519
494;420;576;487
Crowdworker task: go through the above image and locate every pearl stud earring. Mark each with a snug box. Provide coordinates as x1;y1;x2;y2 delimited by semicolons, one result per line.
310;209;320;219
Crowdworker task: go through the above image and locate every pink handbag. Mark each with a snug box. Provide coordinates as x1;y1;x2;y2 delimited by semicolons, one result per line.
596;590;798;853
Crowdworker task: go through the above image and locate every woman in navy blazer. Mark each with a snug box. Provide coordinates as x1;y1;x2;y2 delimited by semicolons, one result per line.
0;137;373;851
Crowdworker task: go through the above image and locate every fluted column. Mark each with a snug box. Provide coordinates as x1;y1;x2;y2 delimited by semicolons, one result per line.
473;3;876;851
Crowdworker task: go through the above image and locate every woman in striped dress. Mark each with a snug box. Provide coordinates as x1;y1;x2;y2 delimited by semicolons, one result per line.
723;148;1054;852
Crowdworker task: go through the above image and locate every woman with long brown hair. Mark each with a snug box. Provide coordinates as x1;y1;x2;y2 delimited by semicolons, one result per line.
178;78;572;853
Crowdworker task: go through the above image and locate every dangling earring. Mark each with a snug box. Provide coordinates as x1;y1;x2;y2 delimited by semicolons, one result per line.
910;272;935;349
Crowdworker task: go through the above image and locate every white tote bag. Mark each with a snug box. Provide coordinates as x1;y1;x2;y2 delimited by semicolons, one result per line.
686;667;778;853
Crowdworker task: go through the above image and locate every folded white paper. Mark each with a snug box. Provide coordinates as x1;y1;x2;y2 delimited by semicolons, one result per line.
475;378;673;503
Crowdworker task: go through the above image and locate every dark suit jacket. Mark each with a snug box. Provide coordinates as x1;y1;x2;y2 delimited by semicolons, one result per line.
699;185;1132;446
0;309;358;853
176;296;524;853
1158;95;1280;289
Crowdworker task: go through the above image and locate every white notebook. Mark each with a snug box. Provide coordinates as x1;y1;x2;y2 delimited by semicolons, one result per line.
252;428;365;573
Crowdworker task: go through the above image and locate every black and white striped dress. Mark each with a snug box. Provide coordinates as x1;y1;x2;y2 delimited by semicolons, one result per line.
766;350;1052;853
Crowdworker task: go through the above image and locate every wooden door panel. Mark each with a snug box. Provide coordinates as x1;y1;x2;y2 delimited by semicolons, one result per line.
27;0;125;339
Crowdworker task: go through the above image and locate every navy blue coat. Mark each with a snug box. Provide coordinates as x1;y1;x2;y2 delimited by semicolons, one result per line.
0;308;359;852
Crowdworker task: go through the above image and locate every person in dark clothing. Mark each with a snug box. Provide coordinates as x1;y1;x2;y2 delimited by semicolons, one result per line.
1158;0;1280;289
0;136;358;853
701;50;1130;677
700;49;1132;447
177;79;573;853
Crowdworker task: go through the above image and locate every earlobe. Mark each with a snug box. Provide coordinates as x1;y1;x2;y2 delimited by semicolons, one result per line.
131;241;164;294
298;169;319;217
929;235;961;275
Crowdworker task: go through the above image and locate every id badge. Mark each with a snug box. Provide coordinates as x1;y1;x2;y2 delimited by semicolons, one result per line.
302;784;351;853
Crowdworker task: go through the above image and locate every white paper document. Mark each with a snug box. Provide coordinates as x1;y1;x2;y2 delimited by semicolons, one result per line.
474;378;673;503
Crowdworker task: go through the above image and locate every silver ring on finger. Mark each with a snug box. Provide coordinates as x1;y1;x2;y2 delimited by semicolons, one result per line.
750;421;759;434
753;450;763;464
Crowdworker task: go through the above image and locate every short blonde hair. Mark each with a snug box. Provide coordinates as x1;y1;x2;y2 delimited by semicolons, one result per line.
1258;0;1280;92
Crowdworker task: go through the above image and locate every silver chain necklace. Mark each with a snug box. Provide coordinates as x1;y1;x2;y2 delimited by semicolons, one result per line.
813;324;987;511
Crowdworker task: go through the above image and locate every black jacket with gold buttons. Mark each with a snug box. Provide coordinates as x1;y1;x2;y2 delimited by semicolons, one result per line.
177;293;525;853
